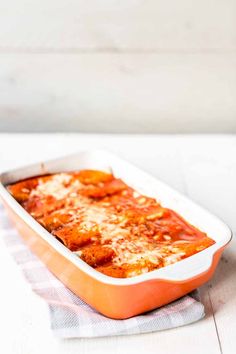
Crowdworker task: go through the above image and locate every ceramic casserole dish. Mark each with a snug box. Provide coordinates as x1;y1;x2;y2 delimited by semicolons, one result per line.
0;150;232;319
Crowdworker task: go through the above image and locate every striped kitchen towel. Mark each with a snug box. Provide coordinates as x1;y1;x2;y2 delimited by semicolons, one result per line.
0;204;205;338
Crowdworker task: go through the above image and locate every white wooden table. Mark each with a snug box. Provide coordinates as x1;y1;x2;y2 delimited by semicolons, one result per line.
0;133;235;354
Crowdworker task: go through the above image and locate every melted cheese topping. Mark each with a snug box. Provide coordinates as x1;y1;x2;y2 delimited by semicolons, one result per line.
7;170;215;278
32;174;80;199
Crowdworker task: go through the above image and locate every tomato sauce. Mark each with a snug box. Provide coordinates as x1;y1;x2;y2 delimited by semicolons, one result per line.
7;170;215;278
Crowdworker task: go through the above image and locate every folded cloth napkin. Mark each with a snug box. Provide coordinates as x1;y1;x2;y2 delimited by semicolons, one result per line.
0;204;205;338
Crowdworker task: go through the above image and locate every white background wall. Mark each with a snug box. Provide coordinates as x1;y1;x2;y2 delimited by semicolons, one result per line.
0;0;235;133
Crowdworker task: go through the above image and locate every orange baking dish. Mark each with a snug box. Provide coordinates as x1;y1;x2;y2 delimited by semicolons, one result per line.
0;150;232;319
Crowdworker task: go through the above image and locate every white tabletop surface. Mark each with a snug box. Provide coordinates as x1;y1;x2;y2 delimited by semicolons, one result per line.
0;133;235;354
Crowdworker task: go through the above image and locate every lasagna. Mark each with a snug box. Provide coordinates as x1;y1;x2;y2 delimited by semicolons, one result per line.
7;170;215;278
